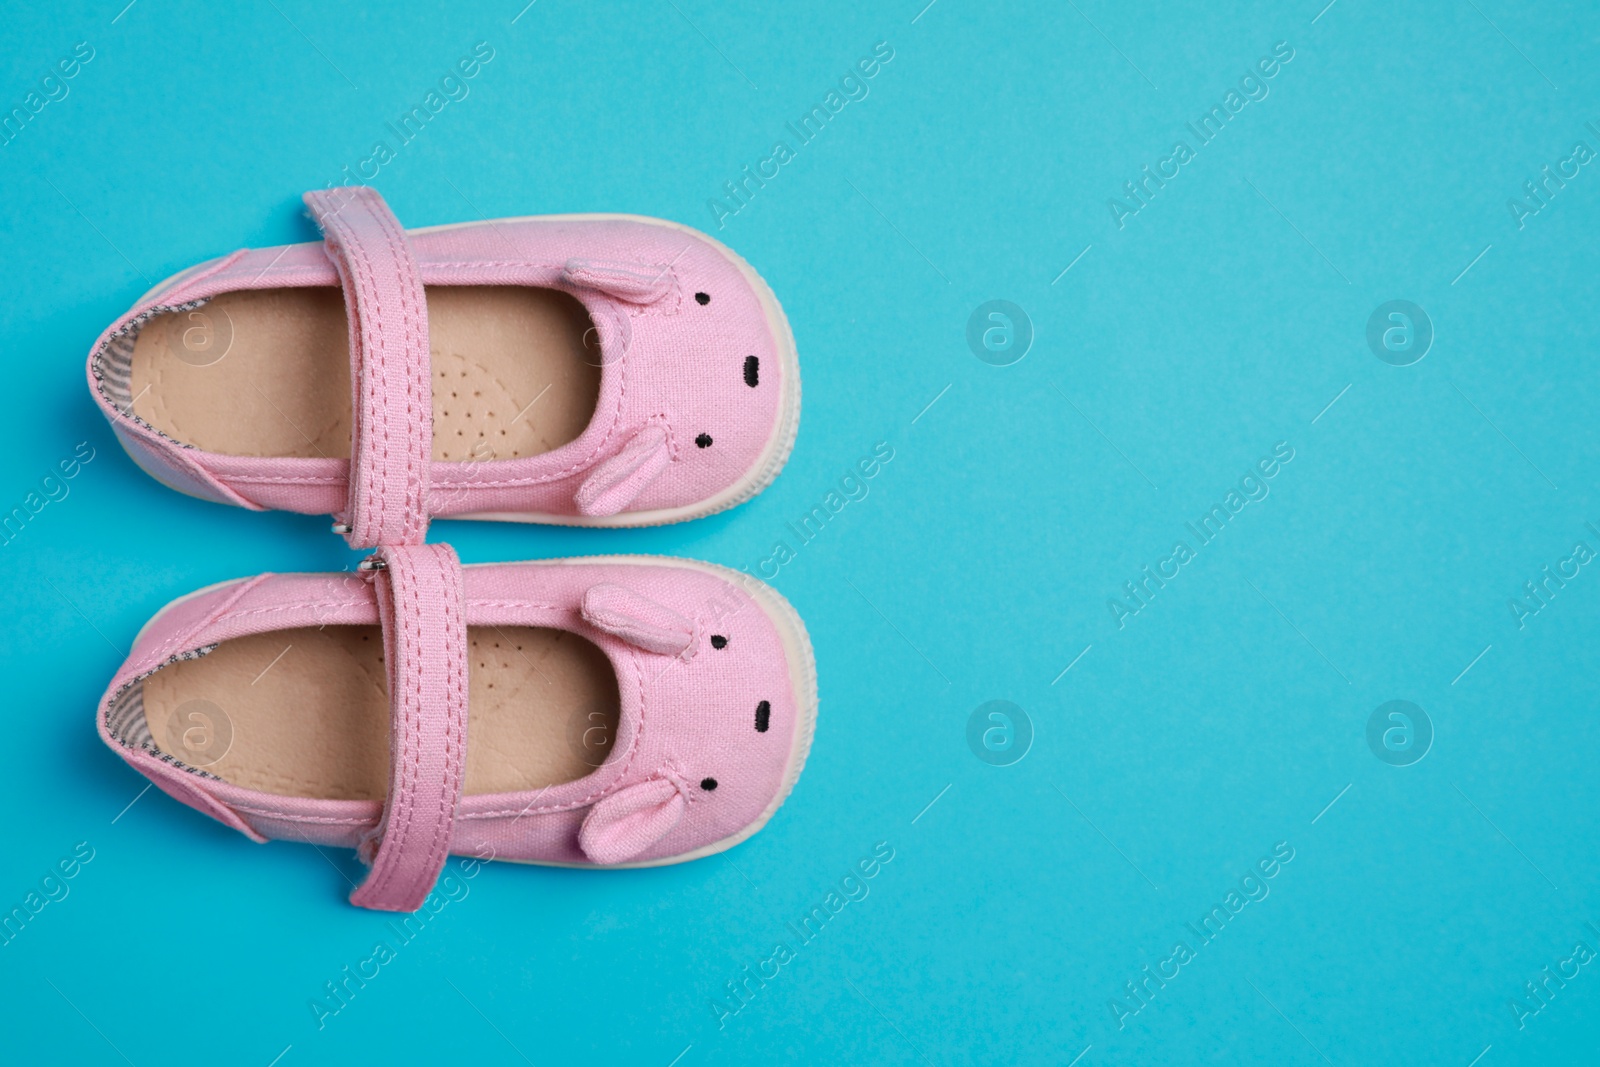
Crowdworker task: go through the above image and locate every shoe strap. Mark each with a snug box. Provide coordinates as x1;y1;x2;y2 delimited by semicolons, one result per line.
349;542;469;912
303;186;432;549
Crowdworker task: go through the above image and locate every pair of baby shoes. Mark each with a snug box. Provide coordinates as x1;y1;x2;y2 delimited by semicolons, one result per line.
90;187;815;912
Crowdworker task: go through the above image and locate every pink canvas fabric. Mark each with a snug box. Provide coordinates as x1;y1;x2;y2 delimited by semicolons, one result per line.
85;188;795;530
303;188;434;548
96;556;815;908
349;542;470;912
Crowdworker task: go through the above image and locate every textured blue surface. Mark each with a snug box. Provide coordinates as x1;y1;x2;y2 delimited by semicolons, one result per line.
3;1;1598;1063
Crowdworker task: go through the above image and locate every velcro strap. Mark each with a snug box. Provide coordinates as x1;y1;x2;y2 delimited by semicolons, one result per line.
349;542;468;912
304;186;432;549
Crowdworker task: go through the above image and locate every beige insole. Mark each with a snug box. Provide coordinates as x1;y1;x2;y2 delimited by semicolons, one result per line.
128;286;601;461
141;626;621;800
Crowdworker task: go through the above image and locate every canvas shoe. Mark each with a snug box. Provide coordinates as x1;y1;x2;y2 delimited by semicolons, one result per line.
85;186;799;547
96;545;816;911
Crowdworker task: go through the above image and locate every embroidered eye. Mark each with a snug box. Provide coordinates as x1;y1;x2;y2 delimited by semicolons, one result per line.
743;356;759;388
695;292;710;305
700;777;718;791
755;700;770;732
695;433;713;448
710;635;728;649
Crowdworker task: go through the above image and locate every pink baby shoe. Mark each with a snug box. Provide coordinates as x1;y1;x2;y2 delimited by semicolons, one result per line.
86;186;799;548
97;547;817;911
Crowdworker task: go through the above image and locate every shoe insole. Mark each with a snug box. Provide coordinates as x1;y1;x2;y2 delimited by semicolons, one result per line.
140;625;621;801
127;286;601;461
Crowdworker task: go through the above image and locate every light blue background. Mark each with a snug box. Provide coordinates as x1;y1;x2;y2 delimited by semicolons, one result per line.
3;1;1598;1063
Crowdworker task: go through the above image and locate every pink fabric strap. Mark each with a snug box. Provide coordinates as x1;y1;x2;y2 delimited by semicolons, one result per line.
349;542;469;912
303;186;432;549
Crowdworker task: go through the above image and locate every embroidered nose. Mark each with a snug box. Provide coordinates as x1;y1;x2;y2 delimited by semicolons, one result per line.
581;582;694;656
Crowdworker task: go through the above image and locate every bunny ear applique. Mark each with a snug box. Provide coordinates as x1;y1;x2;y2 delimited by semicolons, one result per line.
581;582;695;656
561;258;676;305
579;778;686;864
574;425;672;517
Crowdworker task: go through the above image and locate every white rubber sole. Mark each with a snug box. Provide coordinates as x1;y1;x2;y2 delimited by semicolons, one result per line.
131;556;818;870
121;213;801;529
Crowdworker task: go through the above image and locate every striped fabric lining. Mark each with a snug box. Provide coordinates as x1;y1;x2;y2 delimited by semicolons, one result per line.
103;645;223;781
90;300;207;445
